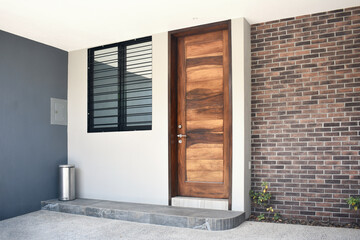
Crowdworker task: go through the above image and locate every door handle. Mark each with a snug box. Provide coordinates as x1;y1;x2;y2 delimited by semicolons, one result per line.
177;134;187;138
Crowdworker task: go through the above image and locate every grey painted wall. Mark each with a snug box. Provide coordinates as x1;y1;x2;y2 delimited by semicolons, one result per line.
0;30;68;220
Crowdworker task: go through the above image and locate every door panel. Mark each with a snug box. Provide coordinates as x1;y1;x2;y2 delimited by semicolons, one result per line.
186;147;223;160
186;41;223;58
186;67;223;82
187;120;223;132
176;28;230;199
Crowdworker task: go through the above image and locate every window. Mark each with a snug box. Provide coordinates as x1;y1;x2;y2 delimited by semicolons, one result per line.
87;37;152;132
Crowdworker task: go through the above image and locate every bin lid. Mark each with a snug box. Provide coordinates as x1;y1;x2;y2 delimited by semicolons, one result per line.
59;164;75;168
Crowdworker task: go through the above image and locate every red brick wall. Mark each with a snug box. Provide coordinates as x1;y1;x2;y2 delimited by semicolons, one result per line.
251;6;360;223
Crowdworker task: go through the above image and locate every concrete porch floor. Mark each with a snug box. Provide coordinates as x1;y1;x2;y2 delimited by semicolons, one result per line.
0;210;358;240
41;198;244;231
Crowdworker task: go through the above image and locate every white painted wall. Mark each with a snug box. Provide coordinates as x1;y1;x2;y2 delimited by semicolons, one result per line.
67;19;251;212
67;32;169;205
231;18;252;217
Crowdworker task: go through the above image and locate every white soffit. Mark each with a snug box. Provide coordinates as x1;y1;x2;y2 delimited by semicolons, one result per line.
0;0;358;51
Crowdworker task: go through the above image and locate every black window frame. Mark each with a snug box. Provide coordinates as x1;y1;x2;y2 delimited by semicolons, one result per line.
87;36;152;133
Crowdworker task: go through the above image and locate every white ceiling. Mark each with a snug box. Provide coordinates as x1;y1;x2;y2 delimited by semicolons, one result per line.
0;0;358;52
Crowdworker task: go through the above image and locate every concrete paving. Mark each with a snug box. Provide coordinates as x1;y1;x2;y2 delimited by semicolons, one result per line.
0;210;359;240
41;198;245;230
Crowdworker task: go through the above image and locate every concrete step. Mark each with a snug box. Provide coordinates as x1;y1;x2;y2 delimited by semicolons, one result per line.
41;198;245;231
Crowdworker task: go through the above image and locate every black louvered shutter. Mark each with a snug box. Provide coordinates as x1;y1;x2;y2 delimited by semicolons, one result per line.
88;37;152;132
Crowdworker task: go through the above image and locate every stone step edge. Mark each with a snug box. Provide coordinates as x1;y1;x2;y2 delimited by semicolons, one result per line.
41;200;245;231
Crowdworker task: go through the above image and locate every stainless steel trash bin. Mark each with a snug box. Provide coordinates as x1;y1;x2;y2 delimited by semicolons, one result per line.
59;165;75;201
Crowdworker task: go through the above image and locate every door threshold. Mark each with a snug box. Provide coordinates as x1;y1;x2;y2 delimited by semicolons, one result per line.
171;196;229;210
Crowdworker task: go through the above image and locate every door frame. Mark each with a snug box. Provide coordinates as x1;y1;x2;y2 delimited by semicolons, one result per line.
168;20;233;210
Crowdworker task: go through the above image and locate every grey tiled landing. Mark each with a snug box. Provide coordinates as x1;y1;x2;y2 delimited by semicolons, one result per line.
41;199;245;231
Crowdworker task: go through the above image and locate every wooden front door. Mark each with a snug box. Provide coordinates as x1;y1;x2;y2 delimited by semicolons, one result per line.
170;22;231;200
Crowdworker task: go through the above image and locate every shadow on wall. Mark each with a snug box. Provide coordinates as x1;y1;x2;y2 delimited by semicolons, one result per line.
0;30;68;220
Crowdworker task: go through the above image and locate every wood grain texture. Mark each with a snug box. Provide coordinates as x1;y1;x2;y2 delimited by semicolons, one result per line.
186;132;223;147
186;88;223;100
186;93;224;110
221;29;231;200
187;120;223;132
177;37;186;194
169;35;178;199
186;40;223;59
184;30;224;44
186;56;223;69
186;147;223;160
186;108;224;121
186;78;223;92
180;183;227;198
186;160;223;171
172;23;231;200
187;170;223;182
186;67;223;82
224;24;233;209
187;143;223;149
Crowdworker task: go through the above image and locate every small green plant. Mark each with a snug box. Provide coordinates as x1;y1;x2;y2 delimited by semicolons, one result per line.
273;213;281;221
346;196;360;211
250;182;282;221
250;182;272;208
257;213;265;221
